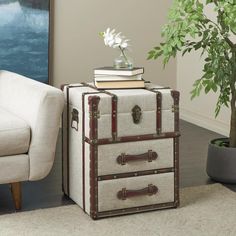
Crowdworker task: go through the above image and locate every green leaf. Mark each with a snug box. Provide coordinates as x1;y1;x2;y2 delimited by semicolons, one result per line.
205;57;211;62
194;42;202;50
212;83;217;93
147;54;154;60
215;105;220;117
182;48;189;56
205;85;211;94
177;41;182;49
99;32;104;37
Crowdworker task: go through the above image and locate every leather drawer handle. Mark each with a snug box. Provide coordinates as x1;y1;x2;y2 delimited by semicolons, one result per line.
116;150;158;165
117;184;158;200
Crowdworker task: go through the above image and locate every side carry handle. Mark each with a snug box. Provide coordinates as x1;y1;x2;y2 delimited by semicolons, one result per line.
71;108;79;131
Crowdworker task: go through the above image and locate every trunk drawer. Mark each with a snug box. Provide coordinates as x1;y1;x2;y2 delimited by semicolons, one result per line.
93;138;174;176
98;172;174;212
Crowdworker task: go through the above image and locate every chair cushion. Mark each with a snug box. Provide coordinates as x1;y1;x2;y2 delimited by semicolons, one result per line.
0;107;30;157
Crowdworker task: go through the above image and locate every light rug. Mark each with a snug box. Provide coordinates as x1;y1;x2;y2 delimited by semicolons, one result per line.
0;184;236;236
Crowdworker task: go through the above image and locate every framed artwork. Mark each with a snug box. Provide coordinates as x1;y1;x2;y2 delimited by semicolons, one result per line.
0;0;52;84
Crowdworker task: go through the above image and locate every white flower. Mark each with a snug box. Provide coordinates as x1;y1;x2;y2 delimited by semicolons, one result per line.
115;36;122;44
112;35;122;48
101;28;131;50
121;39;130;49
103;28;115;47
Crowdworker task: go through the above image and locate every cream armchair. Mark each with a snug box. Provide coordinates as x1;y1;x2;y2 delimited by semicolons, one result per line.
0;70;64;210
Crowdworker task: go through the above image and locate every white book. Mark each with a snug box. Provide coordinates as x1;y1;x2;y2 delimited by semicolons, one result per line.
94;80;145;89
94;67;144;76
94;74;143;82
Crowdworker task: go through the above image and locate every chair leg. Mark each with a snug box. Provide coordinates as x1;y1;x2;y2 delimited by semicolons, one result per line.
10;182;21;210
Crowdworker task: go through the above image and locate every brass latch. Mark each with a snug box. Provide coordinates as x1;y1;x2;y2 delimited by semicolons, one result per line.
132;105;142;124
89;110;100;119
172;105;179;113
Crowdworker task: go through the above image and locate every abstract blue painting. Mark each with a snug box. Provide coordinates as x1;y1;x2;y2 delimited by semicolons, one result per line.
0;0;50;83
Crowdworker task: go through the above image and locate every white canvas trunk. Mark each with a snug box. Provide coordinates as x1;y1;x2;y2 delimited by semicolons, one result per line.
62;83;180;219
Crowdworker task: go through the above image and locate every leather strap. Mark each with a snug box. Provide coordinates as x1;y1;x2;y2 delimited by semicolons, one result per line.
156;92;162;134
80;83;118;141
171;90;180;132
111;96;118;140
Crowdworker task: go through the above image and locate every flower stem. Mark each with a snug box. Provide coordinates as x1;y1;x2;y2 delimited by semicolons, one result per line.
119;46;129;65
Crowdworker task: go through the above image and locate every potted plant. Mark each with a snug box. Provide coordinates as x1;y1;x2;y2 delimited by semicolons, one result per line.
148;0;236;183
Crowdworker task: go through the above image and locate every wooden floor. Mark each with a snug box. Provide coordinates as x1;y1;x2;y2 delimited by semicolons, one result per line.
0;120;235;214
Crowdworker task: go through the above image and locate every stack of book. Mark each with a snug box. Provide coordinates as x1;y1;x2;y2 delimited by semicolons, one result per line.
94;67;145;89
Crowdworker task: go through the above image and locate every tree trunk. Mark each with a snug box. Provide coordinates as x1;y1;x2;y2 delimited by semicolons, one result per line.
229;96;236;148
229;49;236;148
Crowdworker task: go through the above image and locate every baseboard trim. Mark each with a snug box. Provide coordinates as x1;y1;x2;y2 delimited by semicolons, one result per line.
180;108;229;136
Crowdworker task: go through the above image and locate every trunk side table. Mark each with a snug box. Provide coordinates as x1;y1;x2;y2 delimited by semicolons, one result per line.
61;83;180;219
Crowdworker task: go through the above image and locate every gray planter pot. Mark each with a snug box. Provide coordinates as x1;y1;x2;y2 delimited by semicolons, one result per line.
206;138;236;183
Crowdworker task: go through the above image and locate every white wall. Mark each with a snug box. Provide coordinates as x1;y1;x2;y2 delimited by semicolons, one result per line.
52;0;176;89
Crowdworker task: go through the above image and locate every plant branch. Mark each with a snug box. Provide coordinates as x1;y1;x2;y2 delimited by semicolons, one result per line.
225;37;235;48
205;1;235;48
217;8;236;48
203;13;234;49
231;30;236;36
203;14;221;31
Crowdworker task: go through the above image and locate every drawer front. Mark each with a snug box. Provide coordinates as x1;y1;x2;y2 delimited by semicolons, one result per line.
97;139;174;176
98;172;174;212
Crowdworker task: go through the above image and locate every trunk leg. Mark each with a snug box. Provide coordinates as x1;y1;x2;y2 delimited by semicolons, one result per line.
10;182;21;210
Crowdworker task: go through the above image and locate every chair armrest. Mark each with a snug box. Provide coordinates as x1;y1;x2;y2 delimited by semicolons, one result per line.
0;71;64;180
